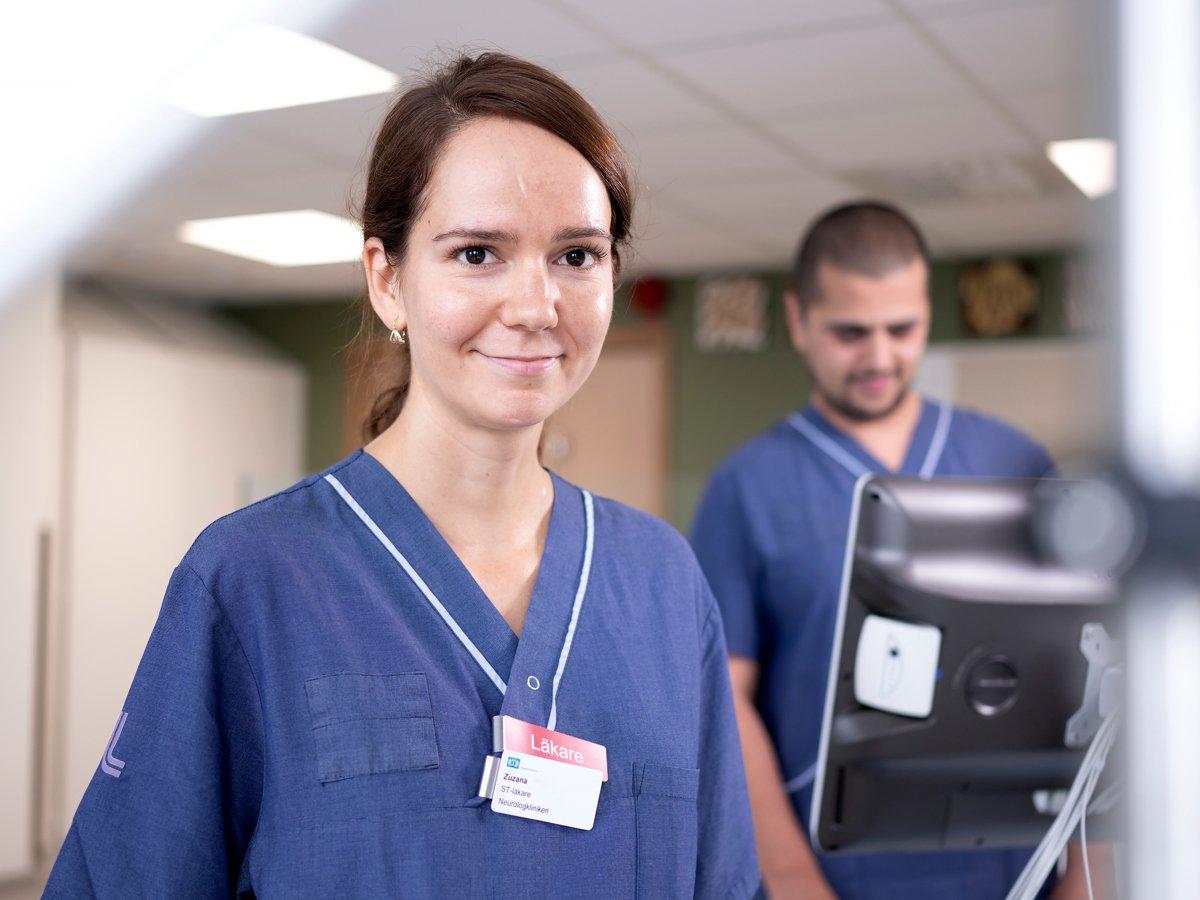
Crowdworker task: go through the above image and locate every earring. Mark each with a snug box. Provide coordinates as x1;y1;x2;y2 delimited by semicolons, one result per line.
389;319;407;345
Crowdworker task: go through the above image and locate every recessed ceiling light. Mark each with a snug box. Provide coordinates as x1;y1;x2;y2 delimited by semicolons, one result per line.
166;23;398;117
1046;138;1117;199
178;209;362;267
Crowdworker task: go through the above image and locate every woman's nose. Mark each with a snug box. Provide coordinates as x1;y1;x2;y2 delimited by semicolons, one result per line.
500;260;559;331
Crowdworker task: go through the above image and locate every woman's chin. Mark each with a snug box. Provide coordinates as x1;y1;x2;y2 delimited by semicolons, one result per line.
470;393;562;433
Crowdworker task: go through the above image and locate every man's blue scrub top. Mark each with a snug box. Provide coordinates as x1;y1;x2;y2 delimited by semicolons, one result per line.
690;399;1055;900
47;450;760;899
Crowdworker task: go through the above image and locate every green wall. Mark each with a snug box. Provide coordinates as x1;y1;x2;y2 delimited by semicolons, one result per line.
221;254;1069;531
225;301;361;472
662;272;811;528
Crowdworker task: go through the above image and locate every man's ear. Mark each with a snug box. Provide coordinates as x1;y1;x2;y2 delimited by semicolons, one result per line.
783;290;808;354
363;237;405;330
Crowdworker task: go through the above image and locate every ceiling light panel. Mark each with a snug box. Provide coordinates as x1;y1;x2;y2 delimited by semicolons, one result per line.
178;209;362;266
1046;138;1117;199
167;23;398;117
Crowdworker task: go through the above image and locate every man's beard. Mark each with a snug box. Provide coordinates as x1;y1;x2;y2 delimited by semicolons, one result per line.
814;369;910;423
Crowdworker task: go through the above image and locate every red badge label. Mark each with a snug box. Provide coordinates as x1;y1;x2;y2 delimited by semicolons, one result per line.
501;716;608;781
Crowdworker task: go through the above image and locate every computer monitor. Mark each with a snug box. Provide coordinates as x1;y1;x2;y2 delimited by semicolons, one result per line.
810;476;1119;855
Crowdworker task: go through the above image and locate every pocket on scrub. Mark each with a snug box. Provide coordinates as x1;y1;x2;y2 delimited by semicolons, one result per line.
303;672;439;784
633;762;700;899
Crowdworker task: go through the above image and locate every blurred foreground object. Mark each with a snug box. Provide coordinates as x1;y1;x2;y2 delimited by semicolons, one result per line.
0;1;353;884
1118;0;1200;897
0;0;351;306
811;477;1120;863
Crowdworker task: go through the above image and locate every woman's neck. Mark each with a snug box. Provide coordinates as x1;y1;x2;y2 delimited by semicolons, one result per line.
367;387;551;529
364;388;552;643
364;386;554;636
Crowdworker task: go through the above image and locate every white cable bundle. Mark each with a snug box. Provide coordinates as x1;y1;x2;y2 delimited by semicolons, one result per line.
1006;712;1121;900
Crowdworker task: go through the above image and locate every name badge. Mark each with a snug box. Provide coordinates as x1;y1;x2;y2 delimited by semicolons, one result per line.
479;716;608;831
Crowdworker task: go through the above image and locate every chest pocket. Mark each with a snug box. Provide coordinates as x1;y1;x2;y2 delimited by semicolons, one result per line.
303;672;439;783
633;762;700;898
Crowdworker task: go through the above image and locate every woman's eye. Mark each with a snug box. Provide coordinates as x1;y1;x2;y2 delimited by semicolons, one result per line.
457;246;495;266
559;248;596;268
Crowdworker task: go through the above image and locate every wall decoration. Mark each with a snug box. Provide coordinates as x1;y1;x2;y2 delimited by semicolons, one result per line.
959;257;1040;337
694;276;768;351
630;277;669;318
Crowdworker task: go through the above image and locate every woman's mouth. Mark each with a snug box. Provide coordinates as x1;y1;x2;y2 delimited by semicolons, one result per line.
475;351;562;376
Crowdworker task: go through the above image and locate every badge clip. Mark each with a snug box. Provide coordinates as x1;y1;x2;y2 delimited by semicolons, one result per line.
477;753;502;799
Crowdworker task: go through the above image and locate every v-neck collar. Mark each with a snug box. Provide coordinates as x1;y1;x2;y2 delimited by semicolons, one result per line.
333;450;589;727
789;397;952;479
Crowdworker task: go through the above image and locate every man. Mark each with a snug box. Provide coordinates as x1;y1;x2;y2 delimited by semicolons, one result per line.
690;202;1088;898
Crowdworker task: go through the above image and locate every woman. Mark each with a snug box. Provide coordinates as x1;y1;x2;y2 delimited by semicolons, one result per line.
45;53;760;898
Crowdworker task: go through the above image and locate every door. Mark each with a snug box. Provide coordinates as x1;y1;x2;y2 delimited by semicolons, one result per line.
544;323;672;518
54;326;304;839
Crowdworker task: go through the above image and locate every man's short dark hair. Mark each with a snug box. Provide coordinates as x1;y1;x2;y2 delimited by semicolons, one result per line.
790;201;930;310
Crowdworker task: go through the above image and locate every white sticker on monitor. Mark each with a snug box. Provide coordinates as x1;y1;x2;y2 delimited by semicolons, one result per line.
854;614;942;718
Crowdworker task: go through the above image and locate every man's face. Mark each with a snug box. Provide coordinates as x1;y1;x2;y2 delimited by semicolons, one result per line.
785;257;930;422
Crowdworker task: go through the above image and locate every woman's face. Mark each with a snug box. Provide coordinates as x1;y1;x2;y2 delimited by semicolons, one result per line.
367;116;615;435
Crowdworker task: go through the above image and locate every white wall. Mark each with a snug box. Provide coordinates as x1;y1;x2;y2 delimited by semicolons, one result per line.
0;274;63;881
49;291;305;849
917;339;1110;464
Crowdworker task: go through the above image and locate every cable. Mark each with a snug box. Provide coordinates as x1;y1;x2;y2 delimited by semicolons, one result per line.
1005;712;1120;900
1040;715;1116;897
1018;713;1117;898
1079;755;1104;900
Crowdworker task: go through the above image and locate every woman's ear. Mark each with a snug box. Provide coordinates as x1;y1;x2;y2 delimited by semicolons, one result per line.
363;237;405;330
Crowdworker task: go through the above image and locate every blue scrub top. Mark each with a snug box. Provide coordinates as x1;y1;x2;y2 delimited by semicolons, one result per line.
690;399;1056;900
47;449;760;899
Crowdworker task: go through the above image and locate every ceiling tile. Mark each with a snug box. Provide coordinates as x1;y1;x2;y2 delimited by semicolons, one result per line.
911;194;1090;254
77;236;363;299
557;58;724;132
255;168;366;220
316;0;615;75
660;22;965;116
655;175;853;252
231;93;399;168
623;123;805;191
97;175;288;234
167;119;331;183
1005;84;1092;142
772;97;1029;168
553;0;889;52
896;0;1037;11
627;194;779;274
921;1;1083;93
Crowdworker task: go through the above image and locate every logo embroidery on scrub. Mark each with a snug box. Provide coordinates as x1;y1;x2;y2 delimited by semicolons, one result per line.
100;711;129;778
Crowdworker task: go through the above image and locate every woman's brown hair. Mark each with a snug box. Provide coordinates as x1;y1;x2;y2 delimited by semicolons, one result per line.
356;51;635;442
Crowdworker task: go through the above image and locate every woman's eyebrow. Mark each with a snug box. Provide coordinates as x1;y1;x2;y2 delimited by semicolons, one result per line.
553;226;614;243
432;226;614;244
432;227;520;243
